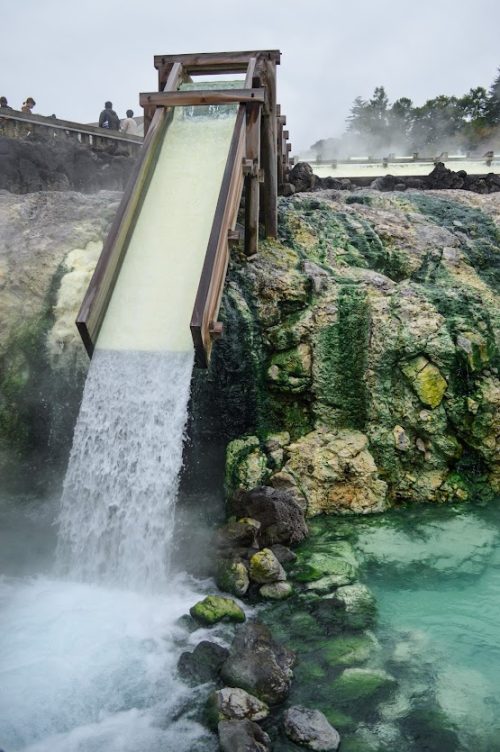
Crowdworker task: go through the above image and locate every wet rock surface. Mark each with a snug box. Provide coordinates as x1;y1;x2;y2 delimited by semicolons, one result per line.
218;719;272;752
229;486;308;546
220;622;295;705
177;640;229;685
0;135;136;194
206;686;269;727
283;706;341;750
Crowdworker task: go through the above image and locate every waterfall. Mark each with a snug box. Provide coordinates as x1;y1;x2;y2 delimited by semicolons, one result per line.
57;349;193;590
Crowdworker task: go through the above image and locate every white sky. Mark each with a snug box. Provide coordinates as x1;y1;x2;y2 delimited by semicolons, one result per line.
2;0;499;151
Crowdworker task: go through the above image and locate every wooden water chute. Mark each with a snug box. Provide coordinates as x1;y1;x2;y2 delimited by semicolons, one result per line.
76;49;290;367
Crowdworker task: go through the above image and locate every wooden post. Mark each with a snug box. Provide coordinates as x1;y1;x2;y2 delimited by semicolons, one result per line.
245;101;261;255
259;57;278;238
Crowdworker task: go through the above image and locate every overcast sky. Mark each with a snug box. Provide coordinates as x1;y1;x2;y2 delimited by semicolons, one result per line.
2;0;499;152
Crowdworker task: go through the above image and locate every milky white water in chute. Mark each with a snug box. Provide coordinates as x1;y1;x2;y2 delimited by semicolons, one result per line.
0;100;238;751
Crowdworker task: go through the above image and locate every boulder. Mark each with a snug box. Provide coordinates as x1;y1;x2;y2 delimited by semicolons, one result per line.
225;436;270;497
221;622;295;705
218;719;271;752
177;640;229;684
249;548;287;584
230;486;308;546
216;518;261;550
331;667;397;706
189;595;245;626
289;161;317;192
283;706;341;750
259;581;293;600
329;583;376;630
205;687;269;728
216;559;250;597
270;544;297;564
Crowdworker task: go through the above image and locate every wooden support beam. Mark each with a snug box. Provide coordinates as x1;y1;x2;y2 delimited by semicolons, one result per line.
259;57;278;237
140;89;265;108
154;49;281;74
245;101;261;256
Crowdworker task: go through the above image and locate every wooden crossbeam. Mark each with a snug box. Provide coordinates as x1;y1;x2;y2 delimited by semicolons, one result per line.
140;89;265;108
154;49;281;74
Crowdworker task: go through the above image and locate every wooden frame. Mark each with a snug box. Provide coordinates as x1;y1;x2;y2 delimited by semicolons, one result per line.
76;49;288;366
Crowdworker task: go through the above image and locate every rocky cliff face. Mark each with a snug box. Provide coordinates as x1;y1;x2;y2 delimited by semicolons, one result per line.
1;186;499;510
0;189;120;490
218;190;500;513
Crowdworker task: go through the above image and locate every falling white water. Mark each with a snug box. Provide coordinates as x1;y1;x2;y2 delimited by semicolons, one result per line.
57;349;194;590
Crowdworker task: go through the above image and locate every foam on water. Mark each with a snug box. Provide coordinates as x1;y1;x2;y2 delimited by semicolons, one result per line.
0;575;216;752
57;349;194;590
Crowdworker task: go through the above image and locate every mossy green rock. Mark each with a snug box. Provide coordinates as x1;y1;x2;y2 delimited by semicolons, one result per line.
320;632;379;667
249;548;286;584
189;595;245;625
331;667;397;705
401;356;448;409
224;435;270;497
293;547;358;585
216;560;250;597
259;581;293;600
331;584;377;630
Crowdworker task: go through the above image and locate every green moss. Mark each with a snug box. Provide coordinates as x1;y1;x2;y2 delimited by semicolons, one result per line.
320;633;376;667
189;595;245;625
331;667;397;706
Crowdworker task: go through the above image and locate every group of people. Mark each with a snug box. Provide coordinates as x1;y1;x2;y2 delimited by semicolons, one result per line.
98;101;139;135
0;96;36;113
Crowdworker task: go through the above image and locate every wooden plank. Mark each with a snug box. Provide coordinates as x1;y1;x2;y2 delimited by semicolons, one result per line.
76;107;172;355
154;50;281;73
244;57;257;88
190;106;247;367
140;89;265;107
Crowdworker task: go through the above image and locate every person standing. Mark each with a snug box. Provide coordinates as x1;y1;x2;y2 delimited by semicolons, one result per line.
121;109;138;135
0;97;13;110
21;97;36;113
99;101;120;130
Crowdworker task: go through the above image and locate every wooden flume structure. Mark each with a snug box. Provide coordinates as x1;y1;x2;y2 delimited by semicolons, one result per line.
76;49;292;367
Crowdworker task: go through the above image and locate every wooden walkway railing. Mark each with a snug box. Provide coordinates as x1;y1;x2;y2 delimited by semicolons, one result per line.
0;109;143;153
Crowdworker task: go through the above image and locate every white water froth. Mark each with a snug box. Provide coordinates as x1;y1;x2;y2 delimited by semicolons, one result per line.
0;575;217;752
57;349;193;590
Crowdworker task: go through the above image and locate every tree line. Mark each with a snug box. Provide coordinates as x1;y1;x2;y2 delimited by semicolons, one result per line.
311;69;500;160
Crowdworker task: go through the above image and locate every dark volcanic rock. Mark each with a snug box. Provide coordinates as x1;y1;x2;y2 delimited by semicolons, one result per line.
229;486;308;546
220;621;295;705
289;161;317;192
0;135;135;194
177;640;229;684
218;719;271;752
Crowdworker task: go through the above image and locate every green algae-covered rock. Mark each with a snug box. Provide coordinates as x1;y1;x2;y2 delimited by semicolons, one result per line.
320;632;379;667
224;436;270;497
216;560;250;597
249;548;286;584
293;554;357;585
267;343;312;393
259;581;293;600
189;595;245;626
331;583;377;630
331;667;397;705
401;356;448;408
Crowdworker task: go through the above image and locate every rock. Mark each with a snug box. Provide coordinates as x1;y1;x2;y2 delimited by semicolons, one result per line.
270;544;297;564
330;583;377;630
267;343;312;393
289;162;317;192
283;706;341;750
177;640;229;684
320;632;379;667
205;687;269;729
216;519;261;550
401;356;447;408
218;719;271;752
249;548;287;584
293;544;358;585
216;559;250;597
230;486;308;546
259;581;293;600
221;622;295;705
189;595;245;626
331;668;397;706
283;428;388;515
225;436;270;497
